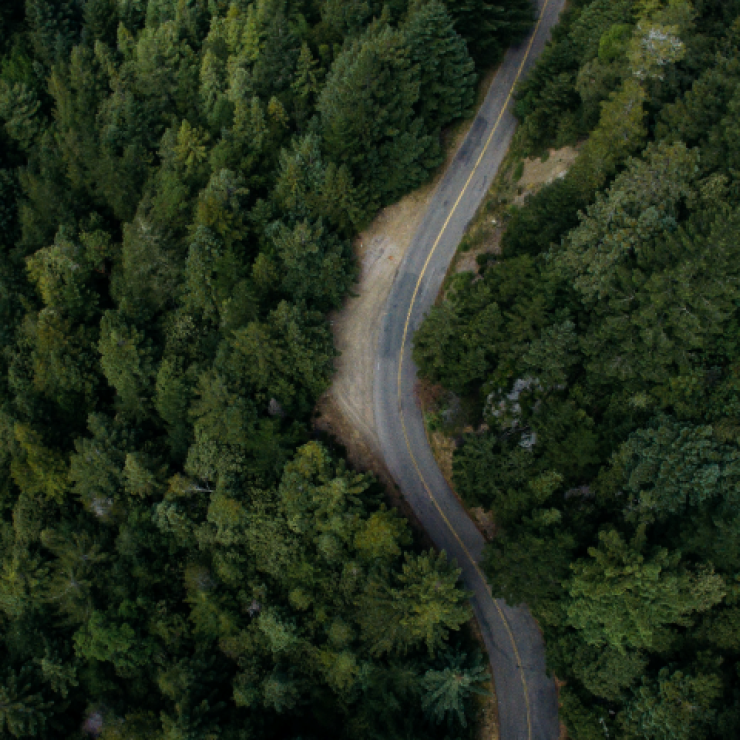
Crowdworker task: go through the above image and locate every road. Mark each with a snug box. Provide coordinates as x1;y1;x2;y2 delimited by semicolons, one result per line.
373;1;566;738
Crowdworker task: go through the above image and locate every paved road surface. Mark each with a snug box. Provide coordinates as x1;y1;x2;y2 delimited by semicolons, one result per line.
373;1;565;738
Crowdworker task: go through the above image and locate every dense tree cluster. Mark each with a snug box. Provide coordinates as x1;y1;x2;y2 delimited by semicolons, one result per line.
414;0;740;737
0;0;535;738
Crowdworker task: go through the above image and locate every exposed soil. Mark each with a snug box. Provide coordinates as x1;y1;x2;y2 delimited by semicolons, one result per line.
315;187;436;462
517;146;579;192
470;506;497;541
450;145;580;279
554;677;570;740
455;228;504;274
429;430;457;488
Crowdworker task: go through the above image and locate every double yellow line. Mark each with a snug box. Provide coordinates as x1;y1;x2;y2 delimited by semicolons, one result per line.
395;2;552;737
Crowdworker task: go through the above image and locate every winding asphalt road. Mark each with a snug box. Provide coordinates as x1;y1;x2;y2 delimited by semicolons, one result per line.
373;1;565;738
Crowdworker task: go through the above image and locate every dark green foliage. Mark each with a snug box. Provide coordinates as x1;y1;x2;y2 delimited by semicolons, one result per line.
404;0;477;133
420;649;490;727
513;0;636;153
25;0;83;68
501;176;589;256
318;22;438;211
415;1;740;738
442;0;534;67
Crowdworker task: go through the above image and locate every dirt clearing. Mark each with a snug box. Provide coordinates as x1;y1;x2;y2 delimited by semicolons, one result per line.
448;145;580;279
517;146;579;193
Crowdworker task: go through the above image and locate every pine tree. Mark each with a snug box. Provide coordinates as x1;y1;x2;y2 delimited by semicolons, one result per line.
612;416;740;517
98;311;156;416
37;646;79;699
83;0;119;44
566;527;725;652
154;358;194;459
250;0;300;100
404;0;476;133
621;667;723;740
354;507;410;562
421;650;490;728
484;507;576;618
265;218;354;311
73;610;154;671
11;424;69;503
570;644;647;702
318;23;436;209
200;49;229;131
273;133;365;233
0;548;49;619
184;226;239;323
559;141;697;305
69;413;131;509
0;666;55;738
0;82;42;151
319;161;365;234
442;0;534;67
42;529;107;623
291;43;322;127
25;0;82;68
394;550;470;655
228;301;335;415
174;120;210;174
112;218;181;321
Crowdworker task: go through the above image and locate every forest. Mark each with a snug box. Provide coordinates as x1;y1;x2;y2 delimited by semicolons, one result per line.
0;1;536;738
413;0;740;738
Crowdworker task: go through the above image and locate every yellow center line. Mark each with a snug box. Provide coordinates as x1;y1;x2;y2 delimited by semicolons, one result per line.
395;3;553;738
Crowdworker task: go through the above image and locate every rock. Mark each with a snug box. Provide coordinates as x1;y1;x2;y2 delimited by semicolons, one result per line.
268;398;285;417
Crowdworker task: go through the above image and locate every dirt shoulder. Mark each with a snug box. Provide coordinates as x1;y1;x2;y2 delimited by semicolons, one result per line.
313;70;499;483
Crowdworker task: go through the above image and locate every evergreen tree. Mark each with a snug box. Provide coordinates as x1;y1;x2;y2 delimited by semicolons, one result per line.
0;666;55;738
566;527;725;652
394;550;470;655
318;23;437;209
421;650;490;727
442;0;534;67
404;1;476;133
620;667;723;740
98;312;156;416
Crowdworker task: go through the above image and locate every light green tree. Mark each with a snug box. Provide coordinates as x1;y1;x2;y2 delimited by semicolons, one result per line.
11;424;69;503
566;527;725;652
620;667;723;740
394;550;470;655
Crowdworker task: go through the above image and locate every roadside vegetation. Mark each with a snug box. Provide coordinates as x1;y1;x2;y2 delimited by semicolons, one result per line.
414;1;740;738
0;1;536;738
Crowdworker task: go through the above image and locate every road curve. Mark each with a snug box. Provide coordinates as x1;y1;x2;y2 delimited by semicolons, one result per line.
373;2;565;738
